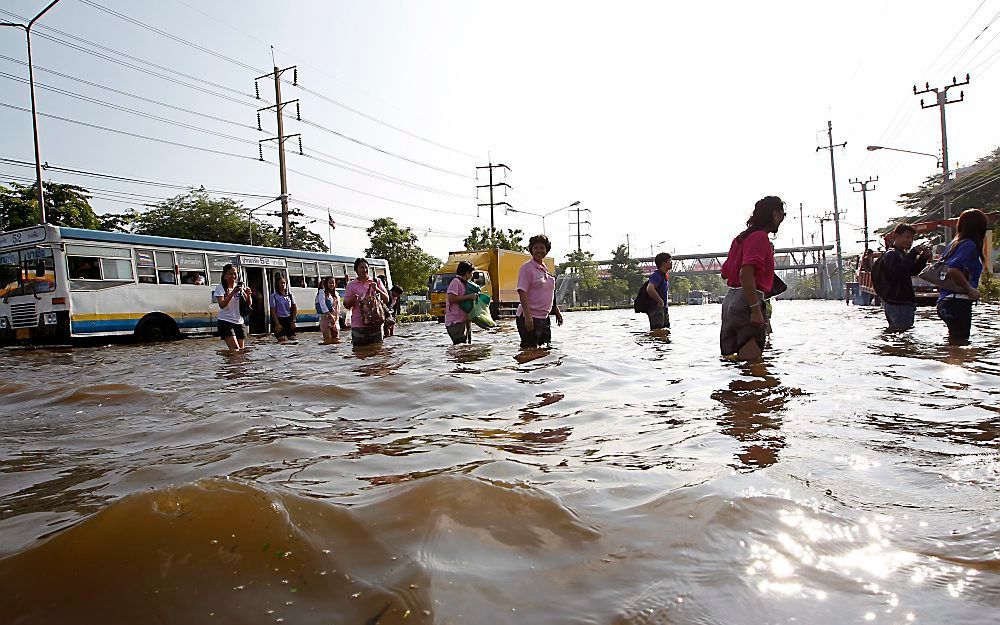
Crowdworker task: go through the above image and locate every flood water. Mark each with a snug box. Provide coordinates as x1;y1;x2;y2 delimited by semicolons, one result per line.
1;301;998;625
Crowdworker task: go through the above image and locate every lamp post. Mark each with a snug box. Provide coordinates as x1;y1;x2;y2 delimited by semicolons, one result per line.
1;0;62;225
247;196;283;245
506;200;580;235
866;144;949;239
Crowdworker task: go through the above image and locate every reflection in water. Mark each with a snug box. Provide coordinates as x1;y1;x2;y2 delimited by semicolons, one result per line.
447;344;492;365
712;362;794;470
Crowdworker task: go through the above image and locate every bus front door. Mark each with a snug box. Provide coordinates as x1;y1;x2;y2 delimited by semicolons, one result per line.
245;267;267;334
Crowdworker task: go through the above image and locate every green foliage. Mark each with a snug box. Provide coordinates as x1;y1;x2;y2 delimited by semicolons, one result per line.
670;276;692;301
115;189;326;252
365;217;441;294
599;277;631;305
559;249;601;304
0;181;100;231
463;226;525;251
688;273;727;296
979;270;1000;303
608;244;644;294
792;273;820;299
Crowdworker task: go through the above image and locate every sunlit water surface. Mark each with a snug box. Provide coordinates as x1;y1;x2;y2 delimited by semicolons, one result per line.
1;301;998;624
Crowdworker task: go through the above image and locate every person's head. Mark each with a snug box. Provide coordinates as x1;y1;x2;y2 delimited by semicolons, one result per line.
391;285;403;296
221;263;237;286
891;223;917;251
739;196;785;240
354;257;369;279
528;234;551;261
322;276;337;293
456;260;474;280
953;208;989;261
275;274;287;292
654;252;672;272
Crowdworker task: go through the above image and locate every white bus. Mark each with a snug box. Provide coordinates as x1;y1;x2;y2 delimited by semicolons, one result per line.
0;224;392;344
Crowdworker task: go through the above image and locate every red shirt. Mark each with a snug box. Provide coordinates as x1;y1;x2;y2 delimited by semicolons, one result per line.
721;230;774;293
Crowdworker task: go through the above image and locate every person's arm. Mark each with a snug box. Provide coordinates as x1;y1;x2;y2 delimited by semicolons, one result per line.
517;288;533;331
646;278;664;308
739;264;765;326
216;285;236;310
270;297;280;328
945;267;980;300
447;291;478;303
343;285;356;308
553;299;563;326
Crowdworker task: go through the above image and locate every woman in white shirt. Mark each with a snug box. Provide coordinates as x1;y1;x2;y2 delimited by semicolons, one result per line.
212;264;251;352
315;276;341;344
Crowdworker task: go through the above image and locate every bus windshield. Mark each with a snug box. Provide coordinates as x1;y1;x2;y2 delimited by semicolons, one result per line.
429;273;456;293
0;247;57;298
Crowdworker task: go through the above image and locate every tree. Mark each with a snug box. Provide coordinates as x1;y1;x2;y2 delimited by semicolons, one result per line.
792;273;820;299
559;249;601;304
600;277;630;305
463;226;525;251
365;217;441;293
0;181;100;231
119;189;327;251
670;276;692;302
607;244;644;294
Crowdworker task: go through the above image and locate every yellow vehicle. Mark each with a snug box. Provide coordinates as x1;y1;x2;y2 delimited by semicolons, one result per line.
428;249;555;322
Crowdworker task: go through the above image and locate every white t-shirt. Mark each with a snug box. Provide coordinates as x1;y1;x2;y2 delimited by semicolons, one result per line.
213;284;244;324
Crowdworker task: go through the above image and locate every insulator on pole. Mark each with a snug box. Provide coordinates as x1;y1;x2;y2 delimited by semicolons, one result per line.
298;137;303;155
296;102;301;121
255;82;260;99
258;144;264;161
293;67;298;85
256;113;262;131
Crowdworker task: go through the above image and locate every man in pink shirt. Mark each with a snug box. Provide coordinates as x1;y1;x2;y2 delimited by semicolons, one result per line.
445;261;478;344
516;234;564;348
720;196;785;360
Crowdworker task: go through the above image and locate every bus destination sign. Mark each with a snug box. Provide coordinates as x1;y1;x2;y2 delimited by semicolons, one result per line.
238;256;287;267
0;226;47;249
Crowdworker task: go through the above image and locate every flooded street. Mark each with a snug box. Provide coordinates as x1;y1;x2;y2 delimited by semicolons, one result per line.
1;301;999;624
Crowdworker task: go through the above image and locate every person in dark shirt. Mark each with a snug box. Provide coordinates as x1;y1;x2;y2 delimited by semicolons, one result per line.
646;252;671;330
879;223;931;331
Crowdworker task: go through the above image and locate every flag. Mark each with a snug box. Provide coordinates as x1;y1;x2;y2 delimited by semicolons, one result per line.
328;211;336;229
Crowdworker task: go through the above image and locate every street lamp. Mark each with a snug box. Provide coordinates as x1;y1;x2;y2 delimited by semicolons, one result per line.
1;0;63;225
506;200;579;235
866;145;941;167
866;144;950;239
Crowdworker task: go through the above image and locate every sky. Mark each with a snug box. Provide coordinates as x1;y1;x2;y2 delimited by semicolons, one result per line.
2;0;999;265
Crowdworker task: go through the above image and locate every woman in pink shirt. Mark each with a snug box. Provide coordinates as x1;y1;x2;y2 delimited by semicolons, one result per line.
720;196;785;360
516;234;563;348
343;258;389;346
444;261;478;344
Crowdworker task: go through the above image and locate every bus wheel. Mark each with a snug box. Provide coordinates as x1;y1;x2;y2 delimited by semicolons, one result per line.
489;301;500;320
135;315;178;343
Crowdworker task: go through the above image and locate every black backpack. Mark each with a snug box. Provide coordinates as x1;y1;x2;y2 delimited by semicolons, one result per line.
633;280;652;313
870;252;889;299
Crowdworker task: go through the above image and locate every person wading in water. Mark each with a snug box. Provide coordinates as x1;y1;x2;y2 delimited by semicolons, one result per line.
720;196;785;360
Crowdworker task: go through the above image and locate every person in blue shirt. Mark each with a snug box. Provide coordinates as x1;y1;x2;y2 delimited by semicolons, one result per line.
646;252;672;330
937;208;988;344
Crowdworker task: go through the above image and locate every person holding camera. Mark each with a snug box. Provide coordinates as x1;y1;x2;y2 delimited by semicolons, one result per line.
875;223;931;331
213;263;251;352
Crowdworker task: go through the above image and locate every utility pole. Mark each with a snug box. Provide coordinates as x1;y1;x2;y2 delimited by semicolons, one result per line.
255;63;302;248
569;203;591;252
849;177;877;251
816;215;832;299
1;0;63;224
816;121;847;300
914;74;969;241
476;163;511;237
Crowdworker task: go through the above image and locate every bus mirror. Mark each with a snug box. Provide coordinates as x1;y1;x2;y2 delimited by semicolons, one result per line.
474;273;486;286
35;260;46;277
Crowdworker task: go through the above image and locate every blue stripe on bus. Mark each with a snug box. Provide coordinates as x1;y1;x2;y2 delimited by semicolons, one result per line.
71;316;321;334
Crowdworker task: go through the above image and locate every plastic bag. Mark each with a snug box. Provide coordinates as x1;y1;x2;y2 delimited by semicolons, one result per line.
468;293;495;329
458;281;482;313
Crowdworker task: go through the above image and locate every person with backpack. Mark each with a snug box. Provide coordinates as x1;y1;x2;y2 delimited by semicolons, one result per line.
872;223;931;331
936;208;987;344
643;252;672;330
269;274;298;343
343;258;389;346
719;196;785;360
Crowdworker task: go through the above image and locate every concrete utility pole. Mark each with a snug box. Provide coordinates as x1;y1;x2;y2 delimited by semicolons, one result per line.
1;0;63;224
476;163;512;237
255;63;301;248
816;121;847;300
914;74;969;242
569;203;591;252
850;177;877;251
815;215;832;299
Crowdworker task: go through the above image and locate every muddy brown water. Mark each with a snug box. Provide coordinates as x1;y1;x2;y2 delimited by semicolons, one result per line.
1;302;998;624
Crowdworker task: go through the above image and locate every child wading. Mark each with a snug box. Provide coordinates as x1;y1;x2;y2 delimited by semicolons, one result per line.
719;196;785;360
872;223;930;331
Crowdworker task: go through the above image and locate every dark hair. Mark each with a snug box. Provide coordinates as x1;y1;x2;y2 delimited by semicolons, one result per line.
654;252;671;267
737;196;784;242
220;263;236;284
950;208;988;262
319;276;332;291
528;234;552;254
391;285;403;294
892;223;917;237
456;260;474;276
353;257;368;271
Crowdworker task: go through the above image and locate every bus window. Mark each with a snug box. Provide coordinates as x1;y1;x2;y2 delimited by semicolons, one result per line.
177;252;207;286
208;254;236;286
333;263;347;279
68;256;101;280
303;262;318;288
320;263;334;280
287;261;304;288
101;258;134;281
155;251;175;285
0;252;17;297
136;248;156;284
